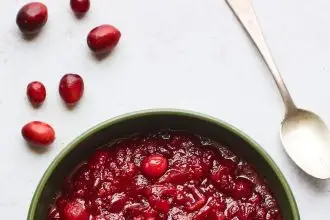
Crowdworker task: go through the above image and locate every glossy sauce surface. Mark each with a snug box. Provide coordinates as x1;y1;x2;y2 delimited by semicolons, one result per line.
49;131;282;220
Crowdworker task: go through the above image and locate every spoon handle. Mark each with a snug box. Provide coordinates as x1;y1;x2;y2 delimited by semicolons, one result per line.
226;0;297;115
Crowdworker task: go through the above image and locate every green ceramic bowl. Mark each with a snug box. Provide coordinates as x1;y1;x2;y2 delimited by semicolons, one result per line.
28;109;300;219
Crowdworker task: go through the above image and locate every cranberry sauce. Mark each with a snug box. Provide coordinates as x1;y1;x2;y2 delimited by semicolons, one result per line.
48;131;282;220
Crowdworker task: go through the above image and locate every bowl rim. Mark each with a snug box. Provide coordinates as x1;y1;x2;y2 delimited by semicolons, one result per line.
27;108;300;219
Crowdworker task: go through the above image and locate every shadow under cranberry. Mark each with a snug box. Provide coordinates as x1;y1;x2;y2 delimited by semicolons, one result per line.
28;100;43;109
89;48;120;62
90;51;111;61
64;103;77;111
27;142;52;154
21;31;41;41
74;12;87;19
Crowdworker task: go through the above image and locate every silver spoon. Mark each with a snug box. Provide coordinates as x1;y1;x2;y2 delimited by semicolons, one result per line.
226;0;330;179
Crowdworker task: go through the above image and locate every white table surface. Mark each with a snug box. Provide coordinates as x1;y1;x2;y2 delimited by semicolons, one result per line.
1;0;330;219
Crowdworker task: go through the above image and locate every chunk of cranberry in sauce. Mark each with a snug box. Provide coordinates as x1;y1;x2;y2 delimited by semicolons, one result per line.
231;177;254;199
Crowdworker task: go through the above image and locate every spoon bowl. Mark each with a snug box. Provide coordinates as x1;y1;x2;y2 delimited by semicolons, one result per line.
281;109;330;179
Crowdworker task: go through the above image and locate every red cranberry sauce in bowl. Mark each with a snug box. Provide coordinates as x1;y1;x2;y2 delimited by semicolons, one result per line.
48;130;282;220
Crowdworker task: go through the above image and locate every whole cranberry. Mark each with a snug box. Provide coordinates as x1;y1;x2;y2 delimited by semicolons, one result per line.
87;25;121;54
70;0;90;15
22;121;55;146
141;155;168;178
59;74;84;105
16;2;48;35
27;81;46;105
62;200;90;220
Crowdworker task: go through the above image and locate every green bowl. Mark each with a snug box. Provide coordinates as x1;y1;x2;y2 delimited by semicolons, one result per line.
28;109;300;219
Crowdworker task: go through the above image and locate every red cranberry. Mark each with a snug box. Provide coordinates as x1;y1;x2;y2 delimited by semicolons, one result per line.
87;25;121;54
27;81;46;105
16;2;48;35
62;200;90;220
70;0;90;15
22;121;55;146
141;155;168;178
231;177;254;199
59;74;84;105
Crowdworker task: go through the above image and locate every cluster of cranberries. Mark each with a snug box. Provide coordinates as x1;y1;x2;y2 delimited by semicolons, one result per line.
49;131;282;220
18;1;121;147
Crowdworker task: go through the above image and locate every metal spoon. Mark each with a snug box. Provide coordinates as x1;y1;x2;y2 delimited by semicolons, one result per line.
226;0;330;179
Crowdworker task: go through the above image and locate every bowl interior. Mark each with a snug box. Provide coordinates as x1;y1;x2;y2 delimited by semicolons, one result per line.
28;110;299;219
